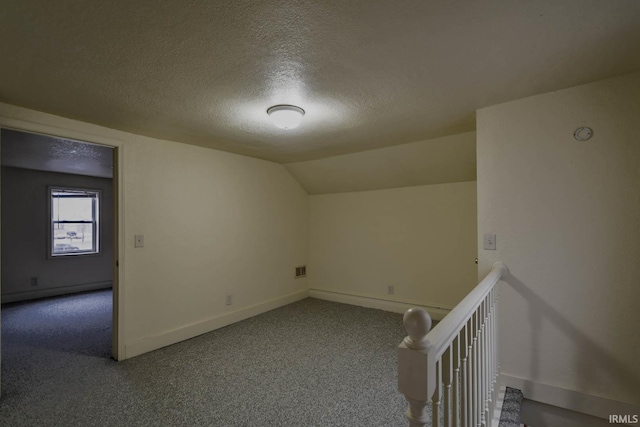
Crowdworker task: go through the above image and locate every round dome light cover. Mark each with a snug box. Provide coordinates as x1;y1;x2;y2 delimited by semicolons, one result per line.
267;105;305;130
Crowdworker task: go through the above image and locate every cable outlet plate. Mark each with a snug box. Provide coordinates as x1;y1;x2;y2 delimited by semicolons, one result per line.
483;233;496;250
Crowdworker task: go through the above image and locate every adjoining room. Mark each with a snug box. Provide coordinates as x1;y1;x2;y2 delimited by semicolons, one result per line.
1;128;115;358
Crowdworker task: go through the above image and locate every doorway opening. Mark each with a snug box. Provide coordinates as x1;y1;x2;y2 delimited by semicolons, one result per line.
0;128;119;361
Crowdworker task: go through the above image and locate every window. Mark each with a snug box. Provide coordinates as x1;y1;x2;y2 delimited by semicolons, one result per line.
50;188;100;256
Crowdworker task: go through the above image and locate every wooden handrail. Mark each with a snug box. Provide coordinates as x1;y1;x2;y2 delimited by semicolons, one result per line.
425;262;508;358
398;262;509;427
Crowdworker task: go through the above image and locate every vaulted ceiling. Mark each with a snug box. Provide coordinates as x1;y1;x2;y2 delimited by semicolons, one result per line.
1;0;639;163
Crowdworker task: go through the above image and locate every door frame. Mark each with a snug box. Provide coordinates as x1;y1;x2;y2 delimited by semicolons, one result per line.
0;106;126;362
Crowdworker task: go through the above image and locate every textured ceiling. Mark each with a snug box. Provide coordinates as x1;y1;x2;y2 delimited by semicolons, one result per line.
1;1;639;163
1;129;114;178
285;132;476;195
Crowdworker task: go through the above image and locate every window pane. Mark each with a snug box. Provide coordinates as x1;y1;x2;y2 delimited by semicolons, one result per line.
52;196;93;221
52;223;95;254
50;189;99;256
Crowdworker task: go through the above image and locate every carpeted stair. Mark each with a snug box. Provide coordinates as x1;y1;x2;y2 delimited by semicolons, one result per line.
499;386;525;427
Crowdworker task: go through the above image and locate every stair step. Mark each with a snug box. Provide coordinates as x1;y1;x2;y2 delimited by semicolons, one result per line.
499;387;524;427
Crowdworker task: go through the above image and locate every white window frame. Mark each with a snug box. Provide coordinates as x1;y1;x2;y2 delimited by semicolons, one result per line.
49;186;101;257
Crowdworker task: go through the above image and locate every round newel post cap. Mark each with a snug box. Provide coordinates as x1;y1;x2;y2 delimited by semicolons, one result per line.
492;261;509;275
403;307;432;350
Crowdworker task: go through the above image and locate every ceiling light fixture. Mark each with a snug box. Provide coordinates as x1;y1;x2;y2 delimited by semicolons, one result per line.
267;105;305;130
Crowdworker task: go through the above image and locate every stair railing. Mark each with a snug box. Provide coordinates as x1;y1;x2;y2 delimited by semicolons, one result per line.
398;262;509;427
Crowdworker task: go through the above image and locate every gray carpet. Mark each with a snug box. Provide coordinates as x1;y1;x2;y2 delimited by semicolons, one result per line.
498;387;524;427
1;291;418;426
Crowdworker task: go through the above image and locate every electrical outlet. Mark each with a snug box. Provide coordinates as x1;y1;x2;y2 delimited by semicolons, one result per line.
31;277;39;286
388;285;394;295
226;295;233;306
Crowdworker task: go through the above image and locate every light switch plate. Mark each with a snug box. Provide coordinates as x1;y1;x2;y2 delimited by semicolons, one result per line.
483;233;496;250
134;234;144;248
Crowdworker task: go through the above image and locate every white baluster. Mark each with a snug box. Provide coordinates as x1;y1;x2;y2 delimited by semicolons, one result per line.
488;295;495;418
479;309;484;427
486;302;493;420
477;304;481;427
453;334;460;427
494;286;500;400
397;263;508;427
470;315;477;427
466;319;473;427
433;360;442;427
489;290;497;421
482;300;488;425
461;324;469;427
443;347;452;427
489;288;497;402
473;311;480;426
485;300;490;425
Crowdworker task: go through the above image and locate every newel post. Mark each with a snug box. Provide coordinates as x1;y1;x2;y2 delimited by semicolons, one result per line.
398;307;434;427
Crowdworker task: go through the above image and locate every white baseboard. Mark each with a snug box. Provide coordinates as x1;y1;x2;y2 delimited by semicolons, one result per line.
309;288;451;320
500;374;640;421
124;290;309;359
1;281;112;303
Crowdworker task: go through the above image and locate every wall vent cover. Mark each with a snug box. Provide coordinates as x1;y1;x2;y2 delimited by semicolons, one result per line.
295;266;307;278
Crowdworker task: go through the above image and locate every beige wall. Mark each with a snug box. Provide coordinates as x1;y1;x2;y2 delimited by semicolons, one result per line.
123;136;309;348
521;400;612;427
477;72;640;408
309;181;477;311
0;102;309;359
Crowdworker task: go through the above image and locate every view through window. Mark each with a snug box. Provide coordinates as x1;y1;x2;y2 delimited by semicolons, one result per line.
51;188;100;256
